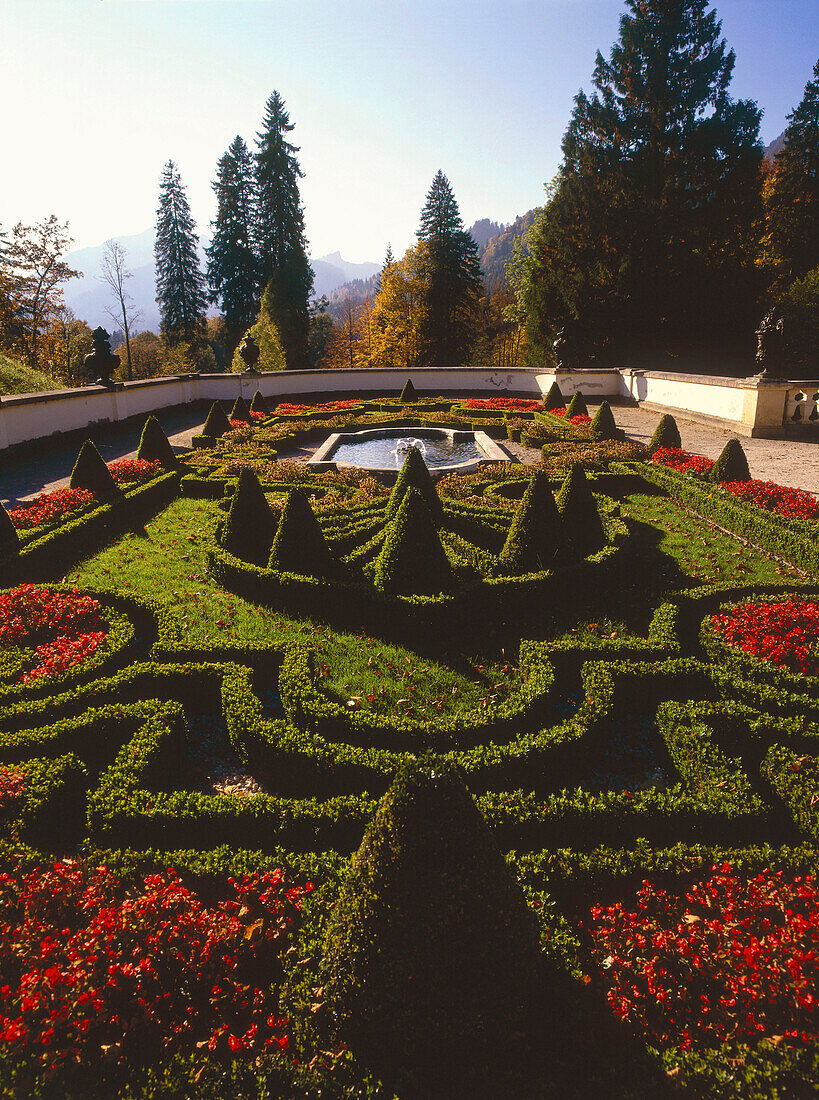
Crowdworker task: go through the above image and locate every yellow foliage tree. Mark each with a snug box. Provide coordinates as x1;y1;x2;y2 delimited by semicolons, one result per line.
369;242;430;369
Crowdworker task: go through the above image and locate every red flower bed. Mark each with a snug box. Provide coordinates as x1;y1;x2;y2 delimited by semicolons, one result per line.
7;488;96;531
651;447;715;475
711;599;819;677
549;407;567;417
0;770;25;825
0;586;107;683
228;418;251;430
723;479;819;521
250;410;267;421
0;862;311;1073
588;865;819;1051
570;413;592;425
107;459;162;485
463;397;542;411
275;400;361;415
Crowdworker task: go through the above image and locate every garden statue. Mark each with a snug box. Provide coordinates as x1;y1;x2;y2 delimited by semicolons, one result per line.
238;333;260;373
753;307;786;380
83;327;120;386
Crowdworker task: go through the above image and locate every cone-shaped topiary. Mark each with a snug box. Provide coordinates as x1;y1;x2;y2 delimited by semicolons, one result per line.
268;487;335;578
709;437;751;483
320;759;544;1098
399;378;417;403
590;400;619;440
543;380;565;410
0;503;20;556
556;462;606;559
69;440;121;500
647;413;681;454
136;415;178;468
202;401;232;438
249;390;269;416
385;446;443;525
220;468;277;566
498;471;564;574
565;391;588;418
230;395;251;422
374;489;453;595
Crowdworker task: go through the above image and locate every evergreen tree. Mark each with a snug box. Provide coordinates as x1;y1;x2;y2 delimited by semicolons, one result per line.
254;91;313;369
206;136;258;342
416;171;483;366
523;1;763;364
154;161;207;347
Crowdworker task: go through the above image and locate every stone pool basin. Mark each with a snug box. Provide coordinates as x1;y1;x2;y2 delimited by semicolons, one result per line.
308;425;510;479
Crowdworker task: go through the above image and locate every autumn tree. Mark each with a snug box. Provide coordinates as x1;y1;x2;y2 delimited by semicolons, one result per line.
207;135;257;354
370;242;430;369
99;240;143;381
154;160;207;348
324;296;366;369
254;91;313;369
522;0;763;365
416;171;482;365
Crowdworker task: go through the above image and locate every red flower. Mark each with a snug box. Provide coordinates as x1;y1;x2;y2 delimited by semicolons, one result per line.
0;586;107;682
711;600;819;677
7;488;95;530
652;447;715;475
106;459;162;486
722;479;819;520
463;398;543;411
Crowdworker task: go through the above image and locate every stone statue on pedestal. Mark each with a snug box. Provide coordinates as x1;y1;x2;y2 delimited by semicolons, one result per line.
83;327;120;386
754;307;786;380
238;334;260;373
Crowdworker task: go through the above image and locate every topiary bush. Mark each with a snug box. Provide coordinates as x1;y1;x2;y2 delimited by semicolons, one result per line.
385;446;443;525
136;416;178;468
647;413;681;455
399;378;417;403
249;390;270;416
230;396;251;422
374;489;453;596
69;441;121;500
220;468;277;566
709;438;751;483
320;759;544;1098
556;462;606;559
590;400;619;440
268;488;336;578
201;402;232;439
0;503;20;555
543;380;565;411
565;391;588;418
498;471;564;574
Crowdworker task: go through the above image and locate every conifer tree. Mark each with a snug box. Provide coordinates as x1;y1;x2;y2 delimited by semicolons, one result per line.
416;171;483;366
254;91;313;369
154;161;208;347
207;136;258;342
523;0;762;363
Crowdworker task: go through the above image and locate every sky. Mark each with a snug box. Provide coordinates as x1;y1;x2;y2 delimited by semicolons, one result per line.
1;0;817;265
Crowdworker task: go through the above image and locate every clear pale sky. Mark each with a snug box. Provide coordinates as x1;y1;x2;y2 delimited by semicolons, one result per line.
1;0;817;264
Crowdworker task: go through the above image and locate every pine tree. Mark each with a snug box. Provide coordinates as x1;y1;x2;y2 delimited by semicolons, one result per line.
254;91;313;369
523;1;763;363
416;171;483;366
207;136;258;342
154;161;208;347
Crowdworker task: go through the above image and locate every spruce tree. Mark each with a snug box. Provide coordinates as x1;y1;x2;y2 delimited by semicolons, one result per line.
154;160;208;347
207;136;258;341
254;91;314;369
523;0;762;363
416;171;483;366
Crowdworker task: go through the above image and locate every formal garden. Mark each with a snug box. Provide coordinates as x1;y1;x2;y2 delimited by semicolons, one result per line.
0;388;817;1098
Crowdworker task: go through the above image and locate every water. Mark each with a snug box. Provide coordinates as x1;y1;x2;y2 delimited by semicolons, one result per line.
330;430;483;470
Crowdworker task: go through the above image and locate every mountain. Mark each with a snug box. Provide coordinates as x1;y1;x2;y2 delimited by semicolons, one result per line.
479;210;539;290
765;131;786;161
63;233;379;332
468;218;504;250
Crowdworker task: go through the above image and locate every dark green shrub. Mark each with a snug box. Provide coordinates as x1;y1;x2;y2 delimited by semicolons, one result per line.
709;438;751;483
543;380;565;410
268;488;335;578
590;400;618;440
249;390;270;416
220;469;277;566
69;440;121;500
374;489;453;595
556;462;606;558
230;395;250;422
0;503;20;555
202;401;231;438
136;415;178;468
498;471;564;574
399;378;417;403
565;391;588;418
647;413;681;454
385;446;443;525
320;759;543;1098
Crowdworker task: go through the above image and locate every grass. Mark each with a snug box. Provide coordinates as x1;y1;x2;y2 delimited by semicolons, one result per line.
0;350;57;396
67;497;517;719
